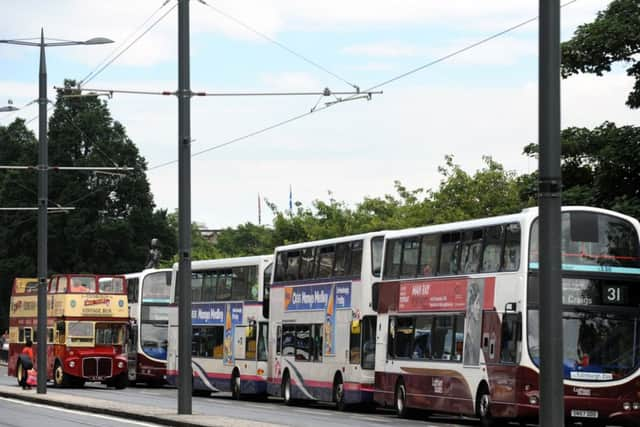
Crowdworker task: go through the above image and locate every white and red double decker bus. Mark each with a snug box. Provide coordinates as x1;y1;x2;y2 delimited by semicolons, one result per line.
125;269;172;385
8;274;129;389
373;206;640;426
267;232;385;409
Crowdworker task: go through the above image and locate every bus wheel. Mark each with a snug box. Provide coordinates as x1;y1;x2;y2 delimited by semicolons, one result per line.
395;379;409;418
333;374;346;411
54;361;70;387
282;373;293;405
476;385;503;427
16;360;25;386
113;373;128;390
231;370;241;400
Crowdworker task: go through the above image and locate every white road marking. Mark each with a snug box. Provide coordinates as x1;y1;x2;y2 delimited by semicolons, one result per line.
0;397;162;426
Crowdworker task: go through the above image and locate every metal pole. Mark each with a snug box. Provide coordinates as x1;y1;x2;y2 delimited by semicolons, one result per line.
37;28;48;394
538;1;564;426
177;0;193;414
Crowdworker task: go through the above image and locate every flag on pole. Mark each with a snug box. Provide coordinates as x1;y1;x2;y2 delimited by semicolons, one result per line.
289;185;293;211
258;193;262;225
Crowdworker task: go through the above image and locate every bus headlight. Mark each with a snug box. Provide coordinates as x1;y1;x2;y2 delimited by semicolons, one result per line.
633;402;640;411
623;402;631;411
69;360;75;368
117;361;125;369
529;395;539;405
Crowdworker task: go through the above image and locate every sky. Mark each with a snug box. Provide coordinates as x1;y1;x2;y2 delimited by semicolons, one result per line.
1;0;638;230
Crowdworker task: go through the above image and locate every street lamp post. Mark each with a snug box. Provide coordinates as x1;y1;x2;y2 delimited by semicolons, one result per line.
0;29;113;394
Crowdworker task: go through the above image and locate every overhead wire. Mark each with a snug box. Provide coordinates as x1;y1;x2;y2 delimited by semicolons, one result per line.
80;1;177;87
148;0;580;172
196;0;358;91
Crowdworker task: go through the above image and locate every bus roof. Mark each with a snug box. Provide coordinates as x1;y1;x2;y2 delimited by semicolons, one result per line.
172;254;273;271
383;206;638;241
273;230;387;253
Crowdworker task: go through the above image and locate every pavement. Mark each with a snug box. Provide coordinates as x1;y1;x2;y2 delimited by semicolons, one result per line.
0;377;282;427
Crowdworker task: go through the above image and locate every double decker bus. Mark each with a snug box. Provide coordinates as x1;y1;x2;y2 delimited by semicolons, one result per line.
373;206;640;427
125;268;172;385
267;232;384;410
167;255;273;398
8;274;129;389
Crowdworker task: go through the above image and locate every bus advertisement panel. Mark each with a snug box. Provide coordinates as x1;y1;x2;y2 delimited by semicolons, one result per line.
267;232;384;410
8;274;129;389
373;207;640;427
167;255;273;399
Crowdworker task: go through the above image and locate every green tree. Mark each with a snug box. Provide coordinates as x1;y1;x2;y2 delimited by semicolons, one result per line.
562;0;640;108
523;122;640;218
46;81;176;274
0;119;38;331
431;155;523;223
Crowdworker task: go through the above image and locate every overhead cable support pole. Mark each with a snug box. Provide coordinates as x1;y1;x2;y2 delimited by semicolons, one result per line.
177;0;193;415
37;30;48;395
538;1;564;426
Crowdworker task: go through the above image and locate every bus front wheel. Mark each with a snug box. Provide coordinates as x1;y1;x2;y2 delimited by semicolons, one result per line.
333;374;346;411
16;360;25;386
54;361;70;387
476;385;504;427
231;370;241;400
282;372;293;405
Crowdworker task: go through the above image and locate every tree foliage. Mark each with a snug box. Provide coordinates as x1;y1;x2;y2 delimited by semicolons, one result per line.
562;0;640;108
0;82;176;330
522;122;640;218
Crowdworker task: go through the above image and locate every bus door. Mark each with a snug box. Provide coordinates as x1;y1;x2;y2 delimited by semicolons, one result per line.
127;321;138;381
234;325;246;361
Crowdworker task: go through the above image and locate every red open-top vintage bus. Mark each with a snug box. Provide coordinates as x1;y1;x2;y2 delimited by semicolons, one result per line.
8;274;129;388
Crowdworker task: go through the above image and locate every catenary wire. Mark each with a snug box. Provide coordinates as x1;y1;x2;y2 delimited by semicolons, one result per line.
147;0;580;172
196;0;358;90
80;1;177;87
79;0;174;86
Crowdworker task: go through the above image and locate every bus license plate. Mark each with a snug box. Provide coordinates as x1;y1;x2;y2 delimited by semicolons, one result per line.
571;410;598;419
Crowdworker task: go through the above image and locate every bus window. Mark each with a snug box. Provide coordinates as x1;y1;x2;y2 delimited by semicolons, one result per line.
392;317;414;359
335;243;349;277
500;313;521;364
231;267;249;300
300;247;316;280
482;226;504;272
371;236;384;277
439;232;461;275
191;272;204;302
127;277;139;303
461;229;483;274
312;324;323;362
96;323;125;345
70;277;95;293
257;322;268;361
247;266;258;300
413;316;432;360
317;246;335;278
295;324;312;361
385;239;403;279
419;235;439;276
55;321;65;345
286;251;300;281
349;321;361;365
276;325;282;356
401;238;420;277
67;322;94;346
216;271;232;301
275;252;287;282
361;316;376;369
202;271;217;301
503;223;521;271
192;326;223;358
263;263;273;319
349;240;363;277
282;325;295;356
